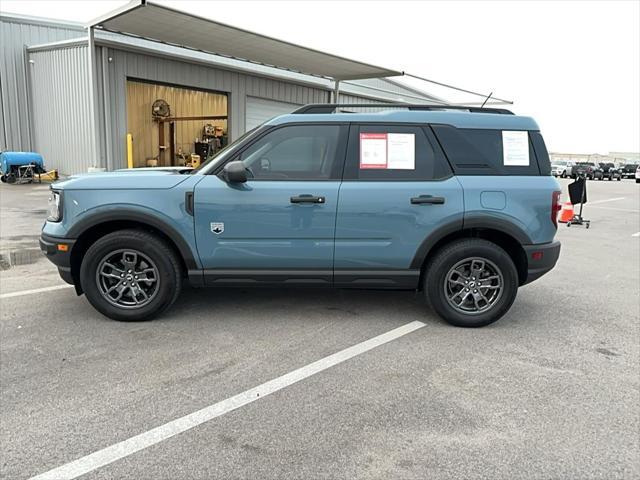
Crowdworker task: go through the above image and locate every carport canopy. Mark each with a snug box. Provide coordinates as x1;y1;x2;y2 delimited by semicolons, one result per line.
87;0;403;81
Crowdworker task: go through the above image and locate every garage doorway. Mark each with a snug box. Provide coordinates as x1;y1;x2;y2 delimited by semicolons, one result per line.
126;79;228;168
246;97;300;131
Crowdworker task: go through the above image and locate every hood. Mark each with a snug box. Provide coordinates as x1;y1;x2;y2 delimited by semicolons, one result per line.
52;169;194;191
115;166;194;173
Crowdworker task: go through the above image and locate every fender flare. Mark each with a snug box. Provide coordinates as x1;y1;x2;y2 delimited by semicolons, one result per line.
463;213;533;244
409;213;532;269
67;209;199;270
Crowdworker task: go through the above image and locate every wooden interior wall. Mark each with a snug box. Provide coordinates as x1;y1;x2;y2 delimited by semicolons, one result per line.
126;80;227;167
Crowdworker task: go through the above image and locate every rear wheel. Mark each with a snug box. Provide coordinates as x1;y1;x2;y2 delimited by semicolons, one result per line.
424;239;518;327
80;229;182;321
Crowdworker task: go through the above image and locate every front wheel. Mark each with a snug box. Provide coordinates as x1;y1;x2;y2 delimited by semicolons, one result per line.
424;239;519;328
80;229;182;321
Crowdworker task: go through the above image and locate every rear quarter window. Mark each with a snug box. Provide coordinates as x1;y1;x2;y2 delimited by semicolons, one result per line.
430;125;547;176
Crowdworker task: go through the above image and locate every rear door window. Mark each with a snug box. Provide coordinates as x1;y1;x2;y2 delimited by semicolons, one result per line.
343;124;452;180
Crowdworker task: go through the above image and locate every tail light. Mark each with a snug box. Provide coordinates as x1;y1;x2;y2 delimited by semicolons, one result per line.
551;191;562;228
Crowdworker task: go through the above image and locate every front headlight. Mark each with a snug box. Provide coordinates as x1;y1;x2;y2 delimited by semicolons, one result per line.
47;190;62;222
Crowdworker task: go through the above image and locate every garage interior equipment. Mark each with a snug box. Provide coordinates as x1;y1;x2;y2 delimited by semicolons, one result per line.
127;80;228;168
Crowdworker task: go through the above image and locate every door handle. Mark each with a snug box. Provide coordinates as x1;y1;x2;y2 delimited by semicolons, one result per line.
290;195;325;204
410;195;445;205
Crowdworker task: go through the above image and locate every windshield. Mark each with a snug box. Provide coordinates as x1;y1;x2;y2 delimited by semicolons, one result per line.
193;126;263;173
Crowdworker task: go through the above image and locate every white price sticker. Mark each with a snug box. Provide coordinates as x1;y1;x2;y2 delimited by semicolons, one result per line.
502;130;529;166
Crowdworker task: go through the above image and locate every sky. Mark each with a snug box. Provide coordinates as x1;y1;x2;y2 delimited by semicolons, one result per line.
1;0;639;154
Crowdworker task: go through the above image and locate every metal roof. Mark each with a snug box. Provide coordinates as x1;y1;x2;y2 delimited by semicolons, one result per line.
0;12;84;30
87;0;402;81
25;35;440;104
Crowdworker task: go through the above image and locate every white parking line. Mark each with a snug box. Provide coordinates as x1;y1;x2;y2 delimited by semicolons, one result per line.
588;205;640;213
29;320;426;480
632;232;640;237
588;197;625;205
0;284;73;299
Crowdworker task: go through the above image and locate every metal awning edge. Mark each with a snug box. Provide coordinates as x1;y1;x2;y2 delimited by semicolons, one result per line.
85;0;402;81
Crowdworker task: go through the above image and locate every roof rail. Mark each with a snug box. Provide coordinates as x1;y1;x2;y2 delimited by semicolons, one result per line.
292;103;514;115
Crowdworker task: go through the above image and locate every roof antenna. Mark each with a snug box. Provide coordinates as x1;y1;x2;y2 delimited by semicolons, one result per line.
480;92;493;108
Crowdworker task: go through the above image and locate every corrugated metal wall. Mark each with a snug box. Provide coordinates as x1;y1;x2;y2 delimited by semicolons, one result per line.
28;45;93;175
24;41;410;174
338;93;389;113
126;80;227;167
3;16;441;173
104;48;330;170
0;16;83;151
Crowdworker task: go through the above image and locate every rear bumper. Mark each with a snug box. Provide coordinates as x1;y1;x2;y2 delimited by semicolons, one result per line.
522;241;561;285
39;233;75;285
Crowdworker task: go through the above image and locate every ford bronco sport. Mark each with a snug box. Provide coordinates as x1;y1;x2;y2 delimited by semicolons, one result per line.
40;104;561;327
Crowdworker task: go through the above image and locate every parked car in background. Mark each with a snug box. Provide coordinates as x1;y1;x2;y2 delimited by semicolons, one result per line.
551;160;574;178
636;165;640;183
572;162;598;179
594;162;621;181
620;163;639;179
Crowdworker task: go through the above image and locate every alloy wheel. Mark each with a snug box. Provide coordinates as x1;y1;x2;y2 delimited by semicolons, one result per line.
444;257;504;315
96;249;160;309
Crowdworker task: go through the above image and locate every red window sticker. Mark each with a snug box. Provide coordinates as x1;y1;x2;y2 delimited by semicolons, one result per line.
359;133;388;169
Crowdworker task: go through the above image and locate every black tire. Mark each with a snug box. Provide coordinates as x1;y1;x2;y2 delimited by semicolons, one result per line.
424;239;519;328
636;179;640;183
80;229;182;321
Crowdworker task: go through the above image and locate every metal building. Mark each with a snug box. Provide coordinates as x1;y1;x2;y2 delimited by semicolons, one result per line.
0;14;83;153
1;2;445;175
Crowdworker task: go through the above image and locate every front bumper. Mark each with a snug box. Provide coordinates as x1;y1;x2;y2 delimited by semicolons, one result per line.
39;233;76;285
522;240;561;285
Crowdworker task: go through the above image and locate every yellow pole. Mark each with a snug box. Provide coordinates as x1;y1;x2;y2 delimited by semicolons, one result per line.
126;133;134;168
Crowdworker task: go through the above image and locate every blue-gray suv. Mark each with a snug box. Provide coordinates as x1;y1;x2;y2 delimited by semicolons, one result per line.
40;104;561;327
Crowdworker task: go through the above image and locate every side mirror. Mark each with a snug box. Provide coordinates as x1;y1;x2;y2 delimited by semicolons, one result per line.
223;161;248;183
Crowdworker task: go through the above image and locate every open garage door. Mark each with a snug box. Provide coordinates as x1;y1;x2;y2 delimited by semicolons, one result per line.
126;79;228;168
245;97;300;131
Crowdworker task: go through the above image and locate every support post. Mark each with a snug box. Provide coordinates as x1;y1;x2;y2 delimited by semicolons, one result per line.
87;27;102;169
169;121;175;166
126;133;134;168
333;79;340;103
101;48;113;170
158;121;165;165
